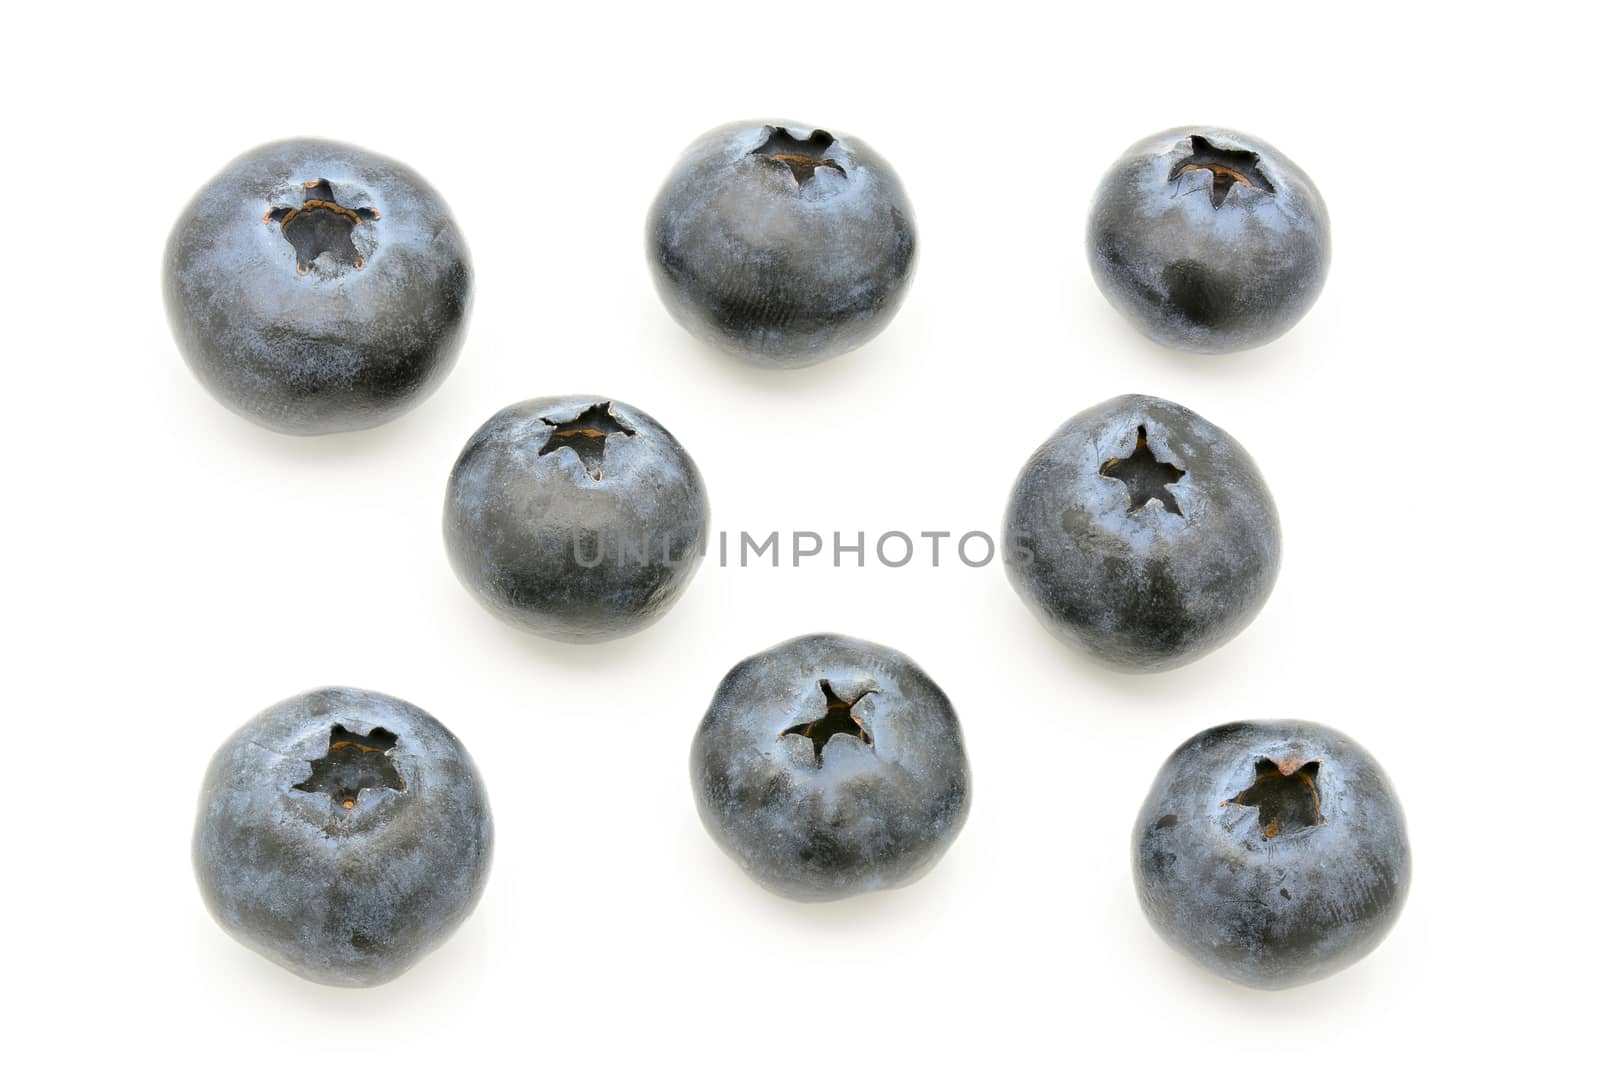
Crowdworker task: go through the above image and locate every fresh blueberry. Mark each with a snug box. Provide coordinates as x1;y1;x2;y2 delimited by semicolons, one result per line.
164;138;472;434
1133;720;1410;988
443;396;710;642
647;121;917;368
691;633;971;901
192;687;493;987
1087;127;1329;353
1004;394;1281;671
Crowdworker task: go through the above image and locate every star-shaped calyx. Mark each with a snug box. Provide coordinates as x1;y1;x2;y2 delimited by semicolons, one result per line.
264;179;380;274
292;724;405;811
538;402;637;481
1226;757;1325;839
750;127;846;185
781;680;876;763
1100;425;1187;515
1168;135;1276;209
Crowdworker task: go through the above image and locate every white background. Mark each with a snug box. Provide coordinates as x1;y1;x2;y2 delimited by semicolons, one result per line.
5;2;1592;1084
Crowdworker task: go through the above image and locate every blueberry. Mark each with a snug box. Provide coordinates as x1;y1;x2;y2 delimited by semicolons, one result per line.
690;633;971;901
1087;127;1329;353
164;138;472;434
1003;394;1280;671
443;396;710;642
647;121;917;368
192;687;493;987
1133;720;1410;988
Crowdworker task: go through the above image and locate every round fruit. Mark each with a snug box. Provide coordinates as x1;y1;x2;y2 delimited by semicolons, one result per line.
647;121;916;368
164;138;472;434
1133;720;1410;988
1087;127;1329;353
192;687;493;987
1004;393;1281;671
691;633;971;901
443;395;710;643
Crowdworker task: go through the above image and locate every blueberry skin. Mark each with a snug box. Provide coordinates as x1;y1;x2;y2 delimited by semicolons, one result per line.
192;687;493;987
691;633;971;901
1087;127;1329;353
1134;721;1410;989
164;138;472;434
1003;394;1281;671
647;121;917;368
443;395;710;643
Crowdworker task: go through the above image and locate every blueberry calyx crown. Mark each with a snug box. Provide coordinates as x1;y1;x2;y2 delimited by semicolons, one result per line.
292;723;405;811
264;179;380;274
1226;757;1324;839
1168;136;1275;210
781;680;875;763
1100;425;1186;516
537;402;637;481
750;127;846;186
